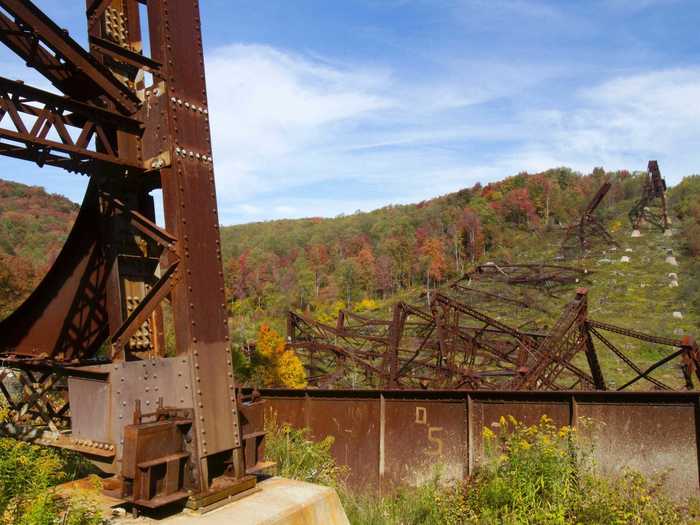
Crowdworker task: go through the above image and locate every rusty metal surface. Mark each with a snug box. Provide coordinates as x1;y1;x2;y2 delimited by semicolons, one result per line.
629;160;670;231
0;0;254;511
560;181;619;258
67;377;109;443
288;288;699;392
383;398;466;487
260;388;700;495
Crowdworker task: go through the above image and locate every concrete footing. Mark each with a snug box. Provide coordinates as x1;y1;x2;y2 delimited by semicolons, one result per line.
116;478;350;525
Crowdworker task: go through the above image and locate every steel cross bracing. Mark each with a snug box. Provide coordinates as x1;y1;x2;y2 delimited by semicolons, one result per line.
560;181;620;258
629;160;670;231
0;0;266;512
288;284;699;393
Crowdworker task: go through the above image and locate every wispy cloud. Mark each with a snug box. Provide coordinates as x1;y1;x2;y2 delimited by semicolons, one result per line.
0;1;696;226
205;43;566;223
206;41;700;224
525;68;700;176
206;44;394;203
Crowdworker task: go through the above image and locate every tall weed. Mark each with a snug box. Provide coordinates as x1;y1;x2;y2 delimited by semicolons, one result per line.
0;439;103;525
264;414;346;487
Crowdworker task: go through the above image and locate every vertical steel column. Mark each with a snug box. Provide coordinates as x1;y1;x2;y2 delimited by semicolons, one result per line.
144;0;240;485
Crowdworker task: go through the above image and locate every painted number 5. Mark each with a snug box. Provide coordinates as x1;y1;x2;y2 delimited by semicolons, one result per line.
426;426;444;457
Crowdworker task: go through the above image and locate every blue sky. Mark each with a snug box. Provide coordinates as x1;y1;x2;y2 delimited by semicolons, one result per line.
1;1;699;224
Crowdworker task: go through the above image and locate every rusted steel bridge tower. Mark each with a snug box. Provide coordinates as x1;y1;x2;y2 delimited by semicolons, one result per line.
629;160;670;232
560;181;619;257
0;0;263;512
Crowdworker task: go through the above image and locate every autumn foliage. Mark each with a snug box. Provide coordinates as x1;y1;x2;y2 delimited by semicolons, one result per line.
221;167;644;320
254;324;307;388
0;180;78;319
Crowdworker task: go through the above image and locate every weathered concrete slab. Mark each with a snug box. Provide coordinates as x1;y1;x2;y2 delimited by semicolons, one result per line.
116;478;349;525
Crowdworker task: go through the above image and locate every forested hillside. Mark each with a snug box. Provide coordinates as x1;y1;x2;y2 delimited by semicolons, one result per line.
0;168;699;355
0;180;78;317
220;168;671;332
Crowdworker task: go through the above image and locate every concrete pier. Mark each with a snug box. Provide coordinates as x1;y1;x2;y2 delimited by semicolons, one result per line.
116;478;350;525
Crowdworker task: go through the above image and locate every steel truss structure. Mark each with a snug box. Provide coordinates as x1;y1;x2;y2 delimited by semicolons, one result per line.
459;262;591;298
0;0;266;513
560;182;619;258
0;2;695;513
288;288;700;392
629;160;670;231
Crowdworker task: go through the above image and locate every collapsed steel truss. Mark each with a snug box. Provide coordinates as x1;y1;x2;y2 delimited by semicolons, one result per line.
560;182;619;257
288;287;699;392
0;0;265;512
629;160;670;231
461;262;590;297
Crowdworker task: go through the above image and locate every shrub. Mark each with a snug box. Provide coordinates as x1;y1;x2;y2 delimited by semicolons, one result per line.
467;415;692;524
465;415;585;522
251;324;307;388
264;414;345;487
0;439;104;525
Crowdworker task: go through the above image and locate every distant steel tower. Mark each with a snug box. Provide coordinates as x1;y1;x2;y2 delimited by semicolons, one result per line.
629;160;670;233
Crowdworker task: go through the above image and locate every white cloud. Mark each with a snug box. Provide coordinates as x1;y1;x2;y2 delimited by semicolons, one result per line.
521;68;700;179
206;44;394;202
205;43;700;224
205;43;568;223
4;40;697;225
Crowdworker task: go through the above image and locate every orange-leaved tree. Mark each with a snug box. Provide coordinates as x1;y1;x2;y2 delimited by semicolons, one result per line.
255;324;307;388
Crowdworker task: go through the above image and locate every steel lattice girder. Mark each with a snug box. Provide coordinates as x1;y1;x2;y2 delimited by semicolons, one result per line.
0;75;143;173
